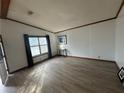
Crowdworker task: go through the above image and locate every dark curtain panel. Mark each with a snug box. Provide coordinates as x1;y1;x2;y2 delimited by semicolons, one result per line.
46;35;52;58
23;34;33;67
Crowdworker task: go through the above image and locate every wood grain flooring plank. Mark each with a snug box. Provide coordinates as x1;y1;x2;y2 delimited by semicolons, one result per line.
0;57;123;93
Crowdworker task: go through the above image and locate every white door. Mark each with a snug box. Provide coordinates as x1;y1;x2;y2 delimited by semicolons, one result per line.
0;38;8;85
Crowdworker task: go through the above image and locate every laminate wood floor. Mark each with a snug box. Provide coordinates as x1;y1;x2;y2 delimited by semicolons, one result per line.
0;57;124;93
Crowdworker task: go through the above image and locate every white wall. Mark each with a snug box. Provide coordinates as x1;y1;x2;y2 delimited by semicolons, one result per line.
1;19;57;73
57;20;116;61
33;54;48;64
115;6;124;68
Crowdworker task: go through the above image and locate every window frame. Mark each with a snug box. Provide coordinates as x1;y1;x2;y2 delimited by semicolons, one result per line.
29;36;48;57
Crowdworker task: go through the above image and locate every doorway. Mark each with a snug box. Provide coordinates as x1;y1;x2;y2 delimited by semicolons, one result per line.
0;36;9;85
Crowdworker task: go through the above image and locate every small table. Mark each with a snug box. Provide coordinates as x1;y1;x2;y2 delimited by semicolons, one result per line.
58;49;68;56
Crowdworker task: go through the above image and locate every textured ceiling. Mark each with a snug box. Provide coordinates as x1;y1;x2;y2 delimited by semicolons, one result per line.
8;0;123;32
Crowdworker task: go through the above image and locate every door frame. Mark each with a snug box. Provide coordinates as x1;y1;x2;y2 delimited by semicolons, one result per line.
0;35;10;73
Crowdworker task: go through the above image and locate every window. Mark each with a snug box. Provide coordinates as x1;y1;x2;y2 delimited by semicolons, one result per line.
29;37;48;57
39;37;48;54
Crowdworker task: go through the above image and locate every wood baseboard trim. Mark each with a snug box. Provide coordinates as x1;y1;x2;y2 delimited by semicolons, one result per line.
9;55;57;74
33;55;58;66
115;62;120;70
9;55;118;74
9;66;27;74
68;56;115;63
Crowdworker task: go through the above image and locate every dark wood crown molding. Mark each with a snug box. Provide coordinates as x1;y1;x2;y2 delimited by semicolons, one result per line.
1;0;124;34
55;0;124;34
6;18;55;34
55;17;116;34
116;0;124;18
1;0;11;19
